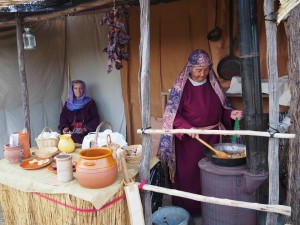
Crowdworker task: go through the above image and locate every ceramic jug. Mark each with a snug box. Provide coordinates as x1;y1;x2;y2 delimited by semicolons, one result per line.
58;134;75;153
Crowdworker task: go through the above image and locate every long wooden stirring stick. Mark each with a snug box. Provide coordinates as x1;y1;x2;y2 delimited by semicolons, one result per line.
195;137;229;159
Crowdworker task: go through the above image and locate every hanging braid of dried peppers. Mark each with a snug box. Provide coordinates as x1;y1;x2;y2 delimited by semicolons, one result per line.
100;2;130;73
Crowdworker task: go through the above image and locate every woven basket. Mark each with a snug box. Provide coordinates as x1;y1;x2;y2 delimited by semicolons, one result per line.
35;127;59;149
104;134;120;152
125;145;142;164
91;121;113;148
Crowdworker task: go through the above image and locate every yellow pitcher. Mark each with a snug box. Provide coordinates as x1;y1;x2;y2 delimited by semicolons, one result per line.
58;134;75;153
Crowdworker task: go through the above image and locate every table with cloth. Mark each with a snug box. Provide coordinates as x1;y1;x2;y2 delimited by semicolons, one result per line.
0;147;159;225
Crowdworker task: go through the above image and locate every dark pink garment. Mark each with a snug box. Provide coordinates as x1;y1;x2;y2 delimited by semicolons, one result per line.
172;80;233;215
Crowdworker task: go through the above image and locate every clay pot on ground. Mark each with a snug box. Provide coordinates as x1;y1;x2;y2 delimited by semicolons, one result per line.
3;144;24;164
76;148;118;189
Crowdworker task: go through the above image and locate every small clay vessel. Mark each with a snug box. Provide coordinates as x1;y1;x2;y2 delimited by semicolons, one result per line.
3;144;24;164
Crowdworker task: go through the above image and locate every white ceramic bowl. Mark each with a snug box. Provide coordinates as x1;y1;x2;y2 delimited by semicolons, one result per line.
35;147;59;158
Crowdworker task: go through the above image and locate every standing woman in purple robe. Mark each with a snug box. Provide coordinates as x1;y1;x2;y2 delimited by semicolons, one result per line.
158;49;243;215
58;80;100;144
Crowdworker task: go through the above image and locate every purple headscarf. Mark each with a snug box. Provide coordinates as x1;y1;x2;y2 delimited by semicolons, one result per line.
66;80;92;111
158;49;232;181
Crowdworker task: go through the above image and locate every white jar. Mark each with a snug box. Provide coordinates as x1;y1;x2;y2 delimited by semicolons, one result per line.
55;154;73;183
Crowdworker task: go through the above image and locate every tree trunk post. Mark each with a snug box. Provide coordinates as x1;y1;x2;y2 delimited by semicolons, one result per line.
264;0;280;224
285;4;300;224
15;14;31;140
138;0;152;224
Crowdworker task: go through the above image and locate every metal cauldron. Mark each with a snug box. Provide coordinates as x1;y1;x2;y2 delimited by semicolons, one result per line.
204;143;246;167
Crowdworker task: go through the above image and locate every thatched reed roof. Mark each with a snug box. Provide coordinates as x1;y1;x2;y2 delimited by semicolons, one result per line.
0;0;176;28
278;0;300;23
0;0;38;10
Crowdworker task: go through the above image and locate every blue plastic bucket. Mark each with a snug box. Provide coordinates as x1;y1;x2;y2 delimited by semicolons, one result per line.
152;206;191;225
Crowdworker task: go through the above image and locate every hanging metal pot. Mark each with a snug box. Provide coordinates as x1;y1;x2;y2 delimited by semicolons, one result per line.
217;0;241;80
207;0;222;41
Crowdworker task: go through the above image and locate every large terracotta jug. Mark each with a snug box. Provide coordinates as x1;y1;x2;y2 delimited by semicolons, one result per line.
58;134;75;153
76;148;118;189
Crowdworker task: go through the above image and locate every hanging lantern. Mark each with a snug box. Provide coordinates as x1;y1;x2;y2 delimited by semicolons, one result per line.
22;27;36;50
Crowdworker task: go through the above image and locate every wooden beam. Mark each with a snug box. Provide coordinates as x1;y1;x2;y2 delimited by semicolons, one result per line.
0;0;113;28
139;183;291;216
137;128;295;139
264;0;280;224
15;14;31;141
138;0;151;224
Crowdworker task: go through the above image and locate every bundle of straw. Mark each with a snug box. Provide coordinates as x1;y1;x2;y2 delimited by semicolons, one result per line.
0;184;130;225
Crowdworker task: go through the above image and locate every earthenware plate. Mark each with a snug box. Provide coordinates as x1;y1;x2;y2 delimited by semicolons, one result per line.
20;158;51;170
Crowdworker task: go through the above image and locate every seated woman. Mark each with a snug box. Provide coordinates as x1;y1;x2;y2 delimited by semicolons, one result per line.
58;80;100;144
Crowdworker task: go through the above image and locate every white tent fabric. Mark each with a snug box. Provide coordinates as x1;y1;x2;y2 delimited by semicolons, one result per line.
0;13;126;159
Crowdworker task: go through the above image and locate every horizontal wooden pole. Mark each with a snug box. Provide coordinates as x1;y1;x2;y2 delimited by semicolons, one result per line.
137;128;295;139
138;183;291;216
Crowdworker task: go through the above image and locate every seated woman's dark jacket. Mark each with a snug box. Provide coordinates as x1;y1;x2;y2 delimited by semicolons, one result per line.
58;100;100;144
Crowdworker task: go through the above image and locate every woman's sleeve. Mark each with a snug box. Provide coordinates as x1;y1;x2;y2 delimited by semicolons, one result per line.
83;100;100;132
222;108;234;130
58;103;71;132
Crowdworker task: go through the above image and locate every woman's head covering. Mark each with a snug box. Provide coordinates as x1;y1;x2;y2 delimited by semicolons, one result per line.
66;80;92;111
187;49;212;67
158;49;232;182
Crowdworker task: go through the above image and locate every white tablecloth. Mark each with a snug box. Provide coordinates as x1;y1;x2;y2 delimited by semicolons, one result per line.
0;147;159;209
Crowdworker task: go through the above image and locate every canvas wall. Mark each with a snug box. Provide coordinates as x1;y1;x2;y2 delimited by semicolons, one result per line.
0;13;126;159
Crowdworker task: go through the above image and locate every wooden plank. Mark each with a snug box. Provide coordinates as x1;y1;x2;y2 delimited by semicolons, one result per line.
15;14;31;143
137;128;295;139
138;0;151;224
264;0;280;224
139;183;291;216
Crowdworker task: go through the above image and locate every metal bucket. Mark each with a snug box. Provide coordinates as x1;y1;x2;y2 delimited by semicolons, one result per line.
152;206;191;225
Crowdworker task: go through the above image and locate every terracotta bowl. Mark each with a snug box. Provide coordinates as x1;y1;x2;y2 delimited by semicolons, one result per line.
76;148;118;189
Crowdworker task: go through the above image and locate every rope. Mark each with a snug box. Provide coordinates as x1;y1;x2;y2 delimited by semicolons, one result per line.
141;127;151;134
33;179;149;212
33;192;125;213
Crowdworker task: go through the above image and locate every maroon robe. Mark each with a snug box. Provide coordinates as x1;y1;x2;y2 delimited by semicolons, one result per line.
172;79;233;215
58;100;100;143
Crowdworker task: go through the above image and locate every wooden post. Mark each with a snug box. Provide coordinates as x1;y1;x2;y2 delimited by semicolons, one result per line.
264;1;280;224
15;14;31;141
138;0;152;224
285;4;300;224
